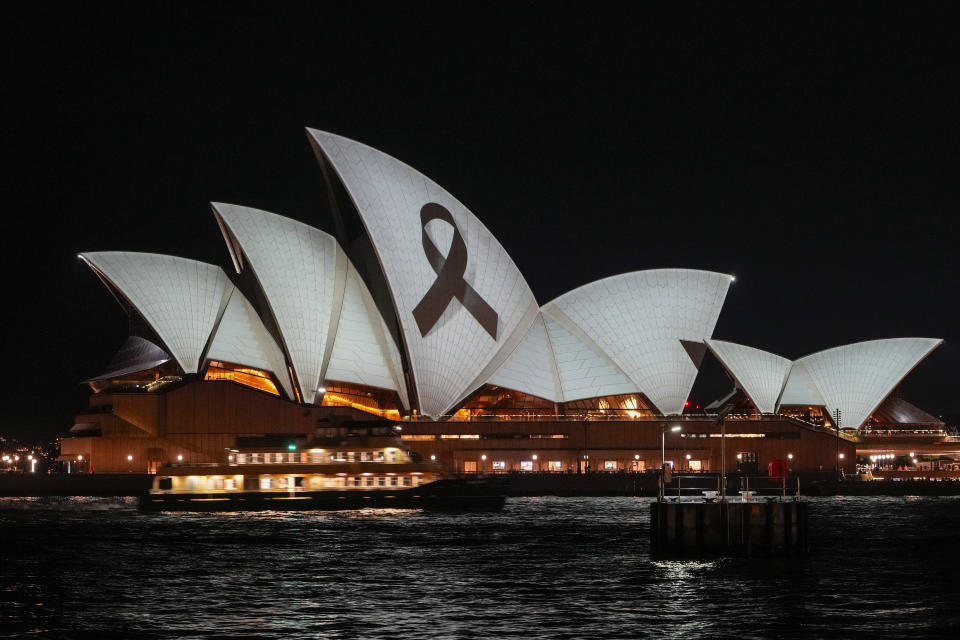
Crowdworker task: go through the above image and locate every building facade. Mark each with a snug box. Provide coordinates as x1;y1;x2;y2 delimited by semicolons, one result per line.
64;130;945;474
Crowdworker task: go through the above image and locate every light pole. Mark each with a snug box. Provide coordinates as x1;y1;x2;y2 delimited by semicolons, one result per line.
661;425;681;469
833;407;843;480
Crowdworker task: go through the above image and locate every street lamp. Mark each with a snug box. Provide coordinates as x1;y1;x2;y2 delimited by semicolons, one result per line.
833;408;843;480
662;425;681;469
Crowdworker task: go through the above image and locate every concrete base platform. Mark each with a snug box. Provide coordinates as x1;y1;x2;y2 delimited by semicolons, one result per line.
651;500;809;557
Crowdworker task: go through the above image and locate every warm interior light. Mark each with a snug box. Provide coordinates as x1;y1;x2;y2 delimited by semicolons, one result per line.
671;425;682;432
321;392;400;421
204;361;279;396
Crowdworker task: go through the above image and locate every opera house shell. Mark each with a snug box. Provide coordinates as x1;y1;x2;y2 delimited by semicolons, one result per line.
65;130;944;474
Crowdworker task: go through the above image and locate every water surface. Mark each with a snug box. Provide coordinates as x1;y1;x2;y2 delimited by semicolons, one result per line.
2;496;959;638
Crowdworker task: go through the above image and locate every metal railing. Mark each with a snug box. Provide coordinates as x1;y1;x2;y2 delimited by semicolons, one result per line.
658;474;722;502
658;473;800;502
740;475;801;501
403;412;796;423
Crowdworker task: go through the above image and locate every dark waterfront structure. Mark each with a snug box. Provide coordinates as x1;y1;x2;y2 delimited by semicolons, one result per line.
651;499;809;557
64;131;950;479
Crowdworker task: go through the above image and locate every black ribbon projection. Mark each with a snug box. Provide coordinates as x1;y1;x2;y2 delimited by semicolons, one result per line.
412;203;499;340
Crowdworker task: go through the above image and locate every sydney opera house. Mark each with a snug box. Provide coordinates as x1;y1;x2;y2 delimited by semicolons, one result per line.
63;130;948;475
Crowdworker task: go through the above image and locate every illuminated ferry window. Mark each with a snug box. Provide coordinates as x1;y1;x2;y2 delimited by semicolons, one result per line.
210;477;224;490
309;452;324;463
402;477;411;487
520;461;533;471
412;476;421;486
365;476;375;487
260;477;272;489
604;461;617;470
224;478;236;490
376;452;385;462
401;434;436;441
547;461;562;471
351;477;361;487
235;453;248;464
463;461;477;473
390;477;399;486
309;476;324;489
492;461;506;470
277;477;288;489
378;477;386;486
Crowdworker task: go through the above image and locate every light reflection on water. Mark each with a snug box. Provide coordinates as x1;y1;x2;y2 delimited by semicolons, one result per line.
2;496;959;638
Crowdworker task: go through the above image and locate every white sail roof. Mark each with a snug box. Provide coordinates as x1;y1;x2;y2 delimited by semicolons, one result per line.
308;129;539;416
790;338;942;429
211;203;345;404
325;262;410;408
541;312;638;402
487;314;563;403
706;340;792;413
777;361;824;407
205;288;294;399
542;269;733;415
80;252;233;374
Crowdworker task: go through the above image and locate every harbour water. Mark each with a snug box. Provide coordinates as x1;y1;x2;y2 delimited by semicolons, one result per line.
2;496;959;638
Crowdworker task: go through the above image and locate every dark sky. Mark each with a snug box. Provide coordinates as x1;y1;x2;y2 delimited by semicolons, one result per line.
4;2;958;439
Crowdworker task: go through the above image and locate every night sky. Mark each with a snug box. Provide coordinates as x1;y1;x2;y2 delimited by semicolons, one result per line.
4;3;958;439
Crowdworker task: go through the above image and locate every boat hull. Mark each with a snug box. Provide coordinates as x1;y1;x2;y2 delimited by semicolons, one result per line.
139;477;508;512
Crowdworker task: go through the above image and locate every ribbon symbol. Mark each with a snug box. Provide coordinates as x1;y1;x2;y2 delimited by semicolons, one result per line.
412;203;499;340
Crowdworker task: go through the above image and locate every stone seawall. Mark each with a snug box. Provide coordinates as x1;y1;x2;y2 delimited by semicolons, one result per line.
0;473;152;497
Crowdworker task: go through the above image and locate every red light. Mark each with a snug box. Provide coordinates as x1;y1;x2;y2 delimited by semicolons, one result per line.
684;401;690;407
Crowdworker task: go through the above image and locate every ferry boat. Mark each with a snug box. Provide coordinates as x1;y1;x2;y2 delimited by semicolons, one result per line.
140;423;508;512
